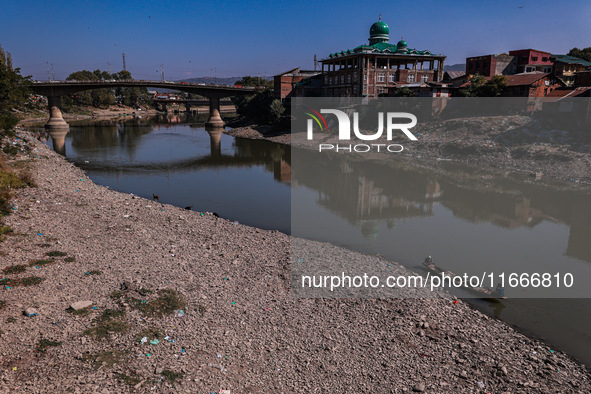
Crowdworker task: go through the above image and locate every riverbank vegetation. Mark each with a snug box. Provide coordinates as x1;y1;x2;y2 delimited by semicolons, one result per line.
0;45;31;138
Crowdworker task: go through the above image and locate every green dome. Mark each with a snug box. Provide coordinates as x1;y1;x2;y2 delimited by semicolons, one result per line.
368;19;389;45
397;39;407;48
370;21;389;37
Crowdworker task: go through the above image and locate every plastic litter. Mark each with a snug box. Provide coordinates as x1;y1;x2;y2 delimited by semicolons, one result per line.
174;310;185;317
140;337;148;344
150;339;160;345
477;381;485;389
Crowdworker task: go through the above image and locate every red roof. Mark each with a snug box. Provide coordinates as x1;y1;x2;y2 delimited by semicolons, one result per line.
460;73;551;88
545;87;591;100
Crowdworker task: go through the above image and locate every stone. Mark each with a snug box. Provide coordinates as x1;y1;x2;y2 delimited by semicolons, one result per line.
24;308;38;316
412;383;425;392
460;370;468;379
70;301;93;310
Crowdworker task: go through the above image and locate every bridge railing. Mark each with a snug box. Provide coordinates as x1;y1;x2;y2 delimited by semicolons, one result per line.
31;80;256;89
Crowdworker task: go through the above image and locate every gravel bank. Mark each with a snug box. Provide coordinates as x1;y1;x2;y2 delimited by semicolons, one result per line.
0;131;589;393
228;114;591;185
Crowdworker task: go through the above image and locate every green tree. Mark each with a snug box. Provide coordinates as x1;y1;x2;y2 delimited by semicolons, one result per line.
567;47;591;62
390;87;415;97
458;74;507;97
0;51;30;135
233;89;284;124
235;76;273;89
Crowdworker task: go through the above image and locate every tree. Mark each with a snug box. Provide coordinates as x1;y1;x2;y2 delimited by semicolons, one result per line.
234;76;273;89
64;69;150;108
0;49;30;135
390;87;415;97
458;74;507;97
567;47;591;62
233;89;284;124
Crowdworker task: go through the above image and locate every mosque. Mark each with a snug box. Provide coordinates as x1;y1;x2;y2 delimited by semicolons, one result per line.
320;16;447;98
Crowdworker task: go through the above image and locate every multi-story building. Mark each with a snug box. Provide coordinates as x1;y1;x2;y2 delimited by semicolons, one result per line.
550;55;591;86
274;68;320;100
320;17;446;98
465;54;517;76
508;49;553;73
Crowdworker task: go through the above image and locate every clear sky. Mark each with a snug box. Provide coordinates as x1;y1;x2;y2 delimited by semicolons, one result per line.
1;0;590;81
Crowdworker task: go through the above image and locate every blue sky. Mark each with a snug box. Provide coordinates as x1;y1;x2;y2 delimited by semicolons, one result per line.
1;0;590;80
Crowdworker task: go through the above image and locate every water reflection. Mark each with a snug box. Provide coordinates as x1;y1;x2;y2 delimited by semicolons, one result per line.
292;149;591;265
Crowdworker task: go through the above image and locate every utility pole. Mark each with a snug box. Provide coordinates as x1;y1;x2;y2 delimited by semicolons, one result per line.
214;67;217;85
314;54;318;71
51;63;55;81
46;61;50;81
122;53;126;71
107;62;111;74
160;64;164;81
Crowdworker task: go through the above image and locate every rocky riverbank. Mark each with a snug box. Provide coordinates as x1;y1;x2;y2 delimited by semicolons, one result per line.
0;131;590;392
228;114;591;185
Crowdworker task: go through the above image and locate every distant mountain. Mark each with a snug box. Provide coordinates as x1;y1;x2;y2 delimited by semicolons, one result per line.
444;63;466;72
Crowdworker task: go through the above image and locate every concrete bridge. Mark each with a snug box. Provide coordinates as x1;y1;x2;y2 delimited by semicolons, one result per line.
30;80;255;130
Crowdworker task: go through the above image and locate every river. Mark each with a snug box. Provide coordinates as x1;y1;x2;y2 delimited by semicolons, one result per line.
36;113;591;367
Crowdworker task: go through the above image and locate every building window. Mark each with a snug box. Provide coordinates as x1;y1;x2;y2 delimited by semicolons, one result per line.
329;77;332;85
324;76;328;84
389;74;396;82
341;75;345;84
377;87;385;95
531;56;538;61
353;73;358;81
347;74;351;84
542;57;548;62
353;86;358;94
377;73;385;82
364;74;367;81
543;67;552;73
408;74;415;82
421;74;429;82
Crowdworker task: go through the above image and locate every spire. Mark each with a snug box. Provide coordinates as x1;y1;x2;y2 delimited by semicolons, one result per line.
379;13;381;21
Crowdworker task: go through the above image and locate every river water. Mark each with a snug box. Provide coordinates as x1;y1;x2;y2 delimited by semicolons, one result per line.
39;114;591;366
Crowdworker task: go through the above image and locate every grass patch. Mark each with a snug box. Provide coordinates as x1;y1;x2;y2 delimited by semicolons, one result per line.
109;290;124;299
127;289;186;318
45;250;67;257
36;338;62;353
161;370;183;383
28;259;54;267
0;300;6;310
67;306;91;316
37;243;51;248
83;350;125;370
82;309;128;340
2;264;27;274
63;256;76;263
0;225;13;235
6;317;16;323
116;372;142;387
1;276;45;287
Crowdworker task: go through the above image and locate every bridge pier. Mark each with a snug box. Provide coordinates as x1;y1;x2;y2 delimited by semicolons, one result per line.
206;126;222;158
205;97;224;129
45;96;69;130
48;130;68;156
160;103;168;112
185;103;192;113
